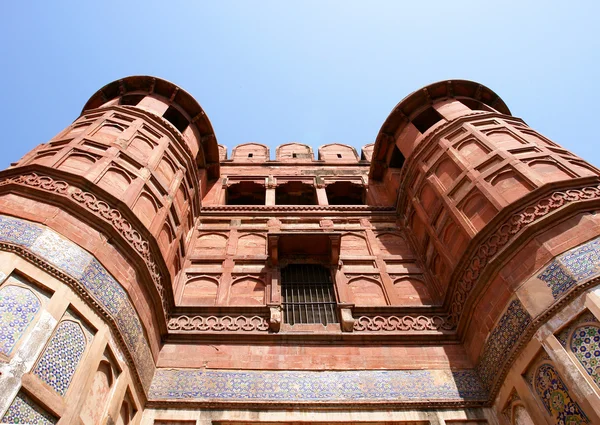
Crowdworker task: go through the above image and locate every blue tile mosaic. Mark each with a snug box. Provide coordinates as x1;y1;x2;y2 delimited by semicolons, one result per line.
476;299;532;390
0;214;154;390
0;284;41;355
538;237;600;299
80;258;127;315
149;368;488;402
556;311;598;347
561;238;600;280
33;320;87;395
31;230;93;279
537;261;577;298
0;215;43;247
1;391;57;425
570;324;600;388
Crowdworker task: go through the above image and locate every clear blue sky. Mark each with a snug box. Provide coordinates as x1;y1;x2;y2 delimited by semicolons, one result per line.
1;1;599;169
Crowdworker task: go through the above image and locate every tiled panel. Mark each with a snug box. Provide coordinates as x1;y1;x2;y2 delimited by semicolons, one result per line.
476;299;532;390
556;311;598;347
0;284;41;355
1;391;57;424
149;368;488;402
570;324;600;388
0;214;154;390
537;261;576;298
537;236;600;299
0;215;43;246
33;320;87;395
80;258;127;315
533;363;589;424
30;230;93;279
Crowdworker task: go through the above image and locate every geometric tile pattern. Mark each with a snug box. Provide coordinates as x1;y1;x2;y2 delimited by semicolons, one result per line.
0;284;41;355
476;299;532;390
1;391;57;424
0;215;154;390
33;320;86;396
80;258;126;316
149;368;488;402
570;324;600;388
556;311;599;347
533;362;589;424
537;261;577;298
538;236;600;299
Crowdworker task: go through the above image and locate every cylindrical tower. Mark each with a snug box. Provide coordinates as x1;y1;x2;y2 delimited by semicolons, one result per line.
0;76;220;424
371;80;600;423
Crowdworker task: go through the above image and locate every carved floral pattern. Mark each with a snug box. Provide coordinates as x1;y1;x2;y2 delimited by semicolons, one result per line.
449;184;600;325
353;314;449;332
0;173;169;315
167;315;269;332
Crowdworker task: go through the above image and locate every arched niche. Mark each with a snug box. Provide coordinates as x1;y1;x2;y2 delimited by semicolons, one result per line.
347;276;387;306
229;276;266;306
236;233;267;256
340;233;370;256
376;233;411;257
194;233;228;256
393;276;432;306
180;276;219;306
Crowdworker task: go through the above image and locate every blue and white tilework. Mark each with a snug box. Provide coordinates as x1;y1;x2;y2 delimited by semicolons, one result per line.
538;237;600;299
0;214;154;390
33;320;87;395
80;258;127;316
0;284;41;355
1;391;57;424
149;368;487;402
476;299;532;390
0;215;43;246
30;231;93;279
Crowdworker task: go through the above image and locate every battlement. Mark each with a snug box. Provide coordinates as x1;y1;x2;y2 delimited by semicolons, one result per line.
218;142;373;163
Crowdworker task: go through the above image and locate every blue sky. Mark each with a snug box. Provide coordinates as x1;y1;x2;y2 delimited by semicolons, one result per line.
0;1;599;168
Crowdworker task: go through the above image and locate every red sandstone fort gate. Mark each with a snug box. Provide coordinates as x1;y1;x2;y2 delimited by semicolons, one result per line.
0;76;599;424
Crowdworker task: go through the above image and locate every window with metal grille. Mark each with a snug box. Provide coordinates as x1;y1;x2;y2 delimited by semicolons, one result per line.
281;264;338;325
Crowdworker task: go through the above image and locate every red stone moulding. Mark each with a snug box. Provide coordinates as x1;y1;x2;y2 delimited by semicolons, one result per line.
0;172;170;316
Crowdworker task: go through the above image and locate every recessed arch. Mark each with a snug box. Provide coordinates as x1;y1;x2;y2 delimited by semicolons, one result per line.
229;276;266;306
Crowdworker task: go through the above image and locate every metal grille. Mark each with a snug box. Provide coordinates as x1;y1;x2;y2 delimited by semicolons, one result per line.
281;264;338;325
